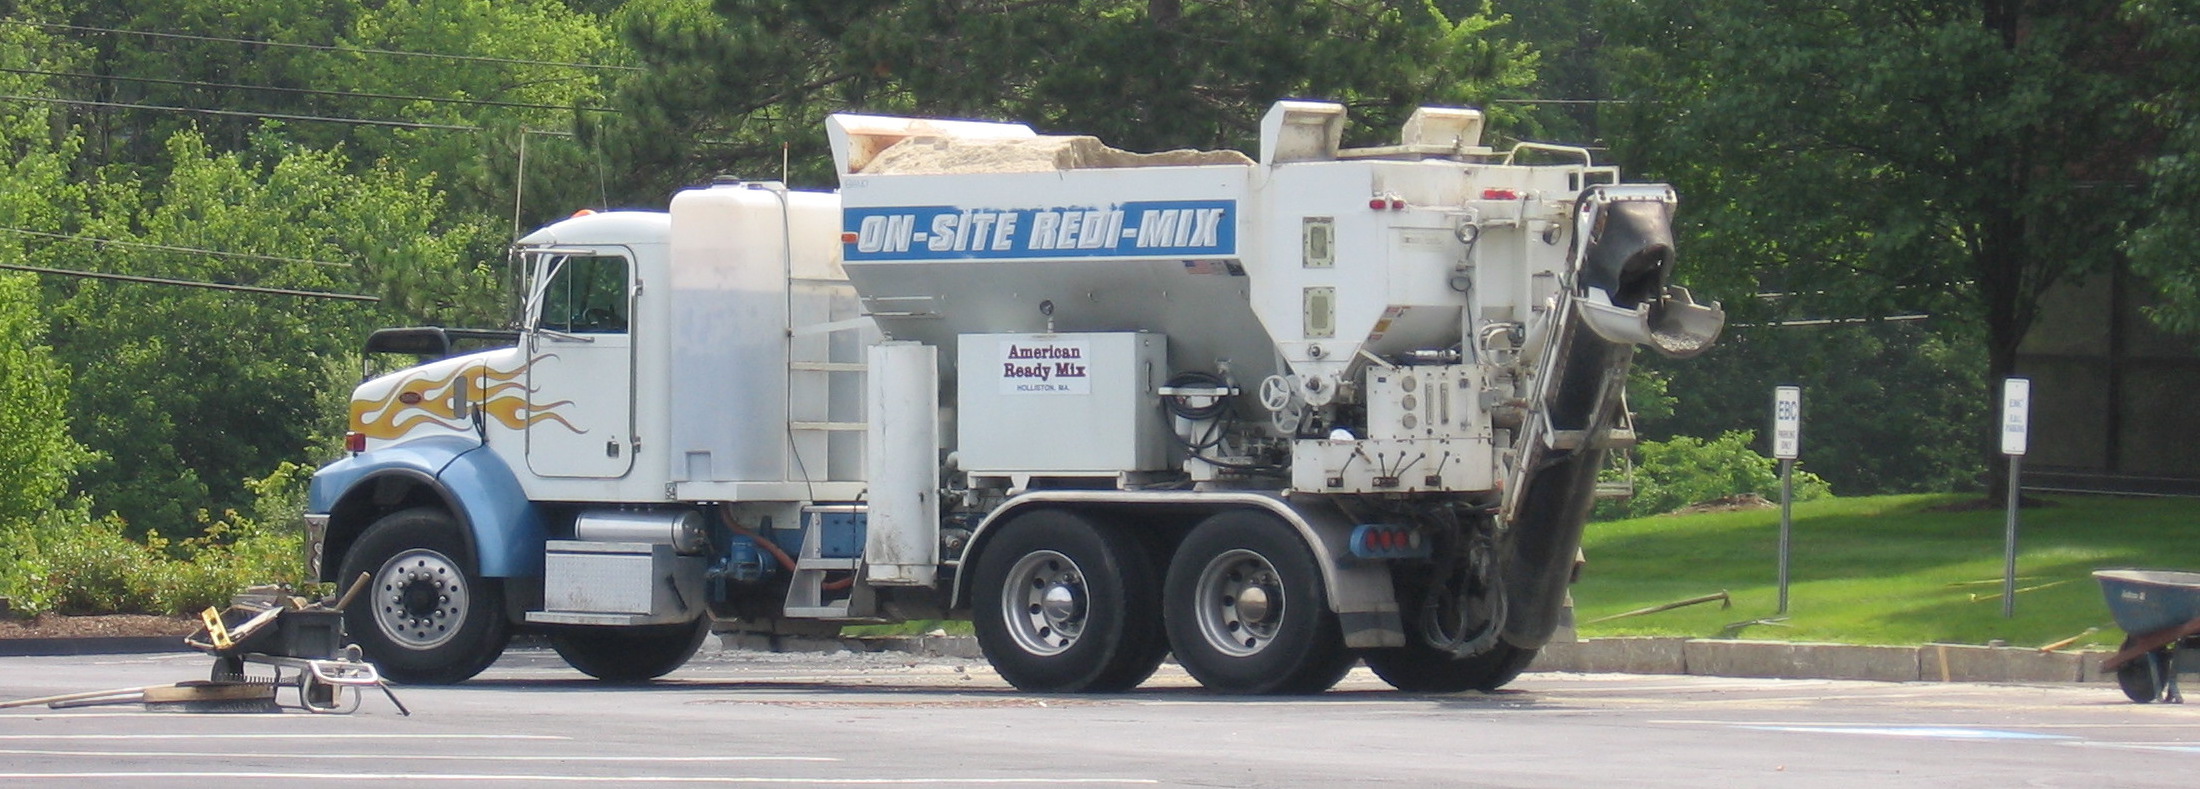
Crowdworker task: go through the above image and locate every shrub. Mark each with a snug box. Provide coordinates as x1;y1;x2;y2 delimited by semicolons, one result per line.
1596;430;1833;520
0;464;311;616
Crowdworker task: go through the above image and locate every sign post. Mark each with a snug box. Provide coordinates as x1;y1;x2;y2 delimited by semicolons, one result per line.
2000;378;2031;619
1773;386;1801;615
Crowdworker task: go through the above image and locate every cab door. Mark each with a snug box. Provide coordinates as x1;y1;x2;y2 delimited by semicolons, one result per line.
524;251;636;478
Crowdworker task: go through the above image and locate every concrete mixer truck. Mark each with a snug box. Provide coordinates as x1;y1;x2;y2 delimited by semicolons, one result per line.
303;100;1724;694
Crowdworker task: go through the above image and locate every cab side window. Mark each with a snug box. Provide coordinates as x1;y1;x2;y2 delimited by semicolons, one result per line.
538;255;629;334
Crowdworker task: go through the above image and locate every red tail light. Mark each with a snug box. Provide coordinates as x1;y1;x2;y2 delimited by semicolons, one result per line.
345;431;367;453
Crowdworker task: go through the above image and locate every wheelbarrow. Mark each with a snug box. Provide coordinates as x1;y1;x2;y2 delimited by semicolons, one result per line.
2093;569;2200;704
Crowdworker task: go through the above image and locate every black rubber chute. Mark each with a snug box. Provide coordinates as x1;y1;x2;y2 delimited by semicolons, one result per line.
1579;200;1675;308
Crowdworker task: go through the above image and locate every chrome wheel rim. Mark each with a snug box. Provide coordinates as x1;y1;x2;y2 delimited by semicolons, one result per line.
373;547;469;649
1194;548;1284;657
1001;549;1087;656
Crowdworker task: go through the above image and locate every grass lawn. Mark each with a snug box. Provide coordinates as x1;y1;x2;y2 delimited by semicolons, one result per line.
1574;493;2200;650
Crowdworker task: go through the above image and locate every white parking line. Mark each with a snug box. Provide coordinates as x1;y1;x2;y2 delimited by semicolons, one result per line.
1651;719;2200;729
2064;741;2200;754
0;773;1157;784
1737;725;2073;740
0;733;571;740
1;712;297;719
0;749;836;762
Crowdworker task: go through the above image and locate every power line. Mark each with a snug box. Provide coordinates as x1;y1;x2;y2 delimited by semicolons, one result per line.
0;93;576;136
1491;99;1633;105
1731;314;1934;328
0;262;379;302
0;66;618;114
5;19;641;72
0;226;352;268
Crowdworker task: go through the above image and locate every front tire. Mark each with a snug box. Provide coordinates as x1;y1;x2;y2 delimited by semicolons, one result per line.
1163;511;1354;695
551;618;712;682
339;508;511;684
2116;639;2171;703
971;510;1165;693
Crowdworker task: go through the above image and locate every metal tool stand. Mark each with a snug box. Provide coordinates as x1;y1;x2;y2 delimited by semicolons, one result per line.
234;646;408;715
192;576;408;715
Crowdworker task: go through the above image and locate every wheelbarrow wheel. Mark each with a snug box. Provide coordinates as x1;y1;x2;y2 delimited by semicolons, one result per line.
2116;639;2172;704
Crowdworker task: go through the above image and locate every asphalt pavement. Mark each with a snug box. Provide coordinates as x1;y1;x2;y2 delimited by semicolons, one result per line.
0;643;2191;788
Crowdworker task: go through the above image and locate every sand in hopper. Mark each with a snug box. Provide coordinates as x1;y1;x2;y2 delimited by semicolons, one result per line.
860;135;1251;175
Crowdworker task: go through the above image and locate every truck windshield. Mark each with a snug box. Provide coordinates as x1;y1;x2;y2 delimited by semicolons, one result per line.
533;254;629;334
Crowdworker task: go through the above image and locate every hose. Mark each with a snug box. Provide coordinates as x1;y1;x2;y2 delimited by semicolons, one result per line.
1419;509;1507;658
1161;371;1233;421
1158;371;1289;473
715;505;855;591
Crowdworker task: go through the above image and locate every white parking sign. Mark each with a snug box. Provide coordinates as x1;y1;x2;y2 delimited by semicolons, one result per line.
1773;386;1801;460
2001;378;2030;456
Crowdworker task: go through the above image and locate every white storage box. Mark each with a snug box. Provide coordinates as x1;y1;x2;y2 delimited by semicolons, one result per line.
957;332;1169;476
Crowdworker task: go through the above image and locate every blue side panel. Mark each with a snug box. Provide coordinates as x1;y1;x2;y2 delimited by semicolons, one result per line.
307;435;545;579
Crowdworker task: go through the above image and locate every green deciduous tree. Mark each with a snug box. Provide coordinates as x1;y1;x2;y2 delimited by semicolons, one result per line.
0;272;88;530
43;130;498;537
2124;0;2200;336
0;18;94;531
1600;0;2148;490
588;0;1533;199
1637;321;1988;496
321;0;626;224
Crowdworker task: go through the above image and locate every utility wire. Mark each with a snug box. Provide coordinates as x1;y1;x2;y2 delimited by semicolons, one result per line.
0;262;379;301
5;19;641;72
0;66;619;114
1492;99;1633;105
0;93;575;135
1730;314;1933;328
0;226;353;267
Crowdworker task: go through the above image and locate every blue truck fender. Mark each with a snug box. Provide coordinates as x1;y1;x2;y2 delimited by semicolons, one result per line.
308;435;546;579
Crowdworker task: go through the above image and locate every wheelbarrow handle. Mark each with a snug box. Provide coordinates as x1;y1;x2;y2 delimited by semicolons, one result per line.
330;572;372;613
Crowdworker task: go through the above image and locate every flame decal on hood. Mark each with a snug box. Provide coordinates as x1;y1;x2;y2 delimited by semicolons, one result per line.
350;354;581;439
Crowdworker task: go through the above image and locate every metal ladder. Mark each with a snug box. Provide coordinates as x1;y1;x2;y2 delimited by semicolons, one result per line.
781;275;874;619
782;508;872;619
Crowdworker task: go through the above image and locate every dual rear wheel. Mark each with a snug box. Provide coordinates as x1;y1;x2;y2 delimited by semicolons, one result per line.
973;509;1356;695
971;510;1169;693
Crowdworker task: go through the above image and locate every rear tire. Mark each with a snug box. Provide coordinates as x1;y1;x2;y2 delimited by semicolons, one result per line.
972;510;1165;692
1163;511;1354;695
551;618;712;682
1363;642;1539;693
339;508;510;684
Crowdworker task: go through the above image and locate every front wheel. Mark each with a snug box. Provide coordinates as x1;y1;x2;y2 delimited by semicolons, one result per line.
1163;511;1354;695
2116;639;2173;703
338;508;511;684
551;618;712;682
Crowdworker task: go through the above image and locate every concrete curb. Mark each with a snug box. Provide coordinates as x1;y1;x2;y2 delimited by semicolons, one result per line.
1531;637;2113;684
716;633;2118;685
